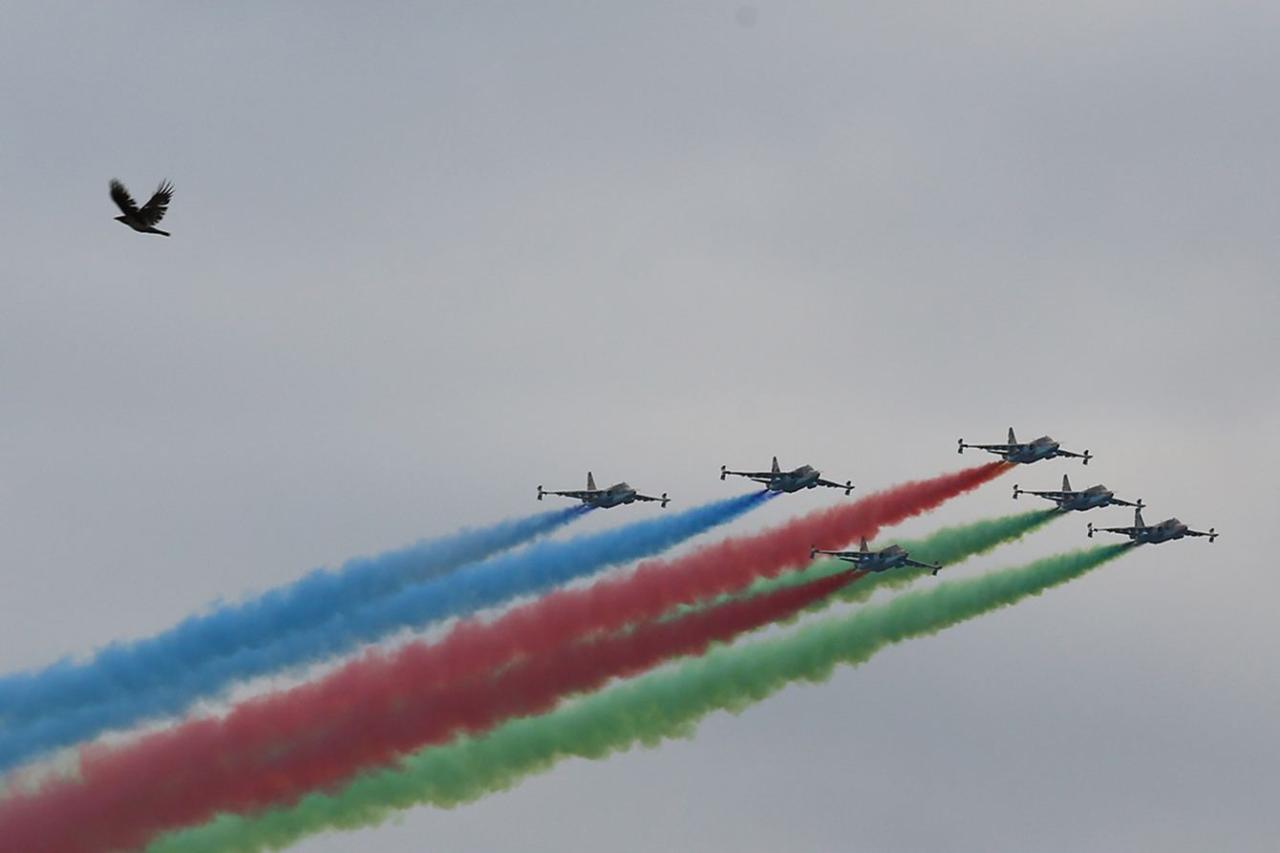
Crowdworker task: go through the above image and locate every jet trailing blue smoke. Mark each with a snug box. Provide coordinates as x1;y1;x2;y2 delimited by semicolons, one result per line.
0;506;586;771
0;493;767;772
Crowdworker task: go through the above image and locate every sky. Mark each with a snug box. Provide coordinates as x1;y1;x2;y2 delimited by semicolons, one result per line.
2;2;1277;850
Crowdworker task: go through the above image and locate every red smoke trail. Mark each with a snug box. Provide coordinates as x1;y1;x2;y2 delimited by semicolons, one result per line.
1;572;860;853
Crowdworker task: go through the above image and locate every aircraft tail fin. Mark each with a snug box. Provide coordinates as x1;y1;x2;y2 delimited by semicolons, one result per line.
1007;427;1017;445
1062;473;1072;492
771;456;780;474
1135;507;1146;528
860;536;869;553
587;471;597;491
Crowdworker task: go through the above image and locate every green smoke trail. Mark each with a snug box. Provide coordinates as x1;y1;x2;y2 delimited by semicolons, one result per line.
149;540;1124;853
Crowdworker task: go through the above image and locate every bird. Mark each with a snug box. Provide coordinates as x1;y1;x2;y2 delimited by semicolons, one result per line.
109;179;174;236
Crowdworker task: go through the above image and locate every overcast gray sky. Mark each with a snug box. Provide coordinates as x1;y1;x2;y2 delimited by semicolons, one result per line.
2;3;1277;850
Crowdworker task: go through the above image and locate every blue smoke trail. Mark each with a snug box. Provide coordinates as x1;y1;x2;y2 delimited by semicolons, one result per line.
0;508;584;754
0;492;769;771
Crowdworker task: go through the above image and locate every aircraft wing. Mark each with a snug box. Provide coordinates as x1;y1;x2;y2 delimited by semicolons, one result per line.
904;559;941;570
1026;490;1067;499
633;492;670;506
1056;448;1092;463
968;443;1014;452
724;469;775;479
545;489;597;499
815;478;854;493
1110;497;1142;508
811;548;864;564
1185;527;1218;540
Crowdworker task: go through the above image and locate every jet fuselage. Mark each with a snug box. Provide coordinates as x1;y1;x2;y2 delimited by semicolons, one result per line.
586;483;640;508
859;545;911;572
767;466;822;492
1132;518;1190;544
1006;436;1061;464
1058;486;1115;511
824;544;911;572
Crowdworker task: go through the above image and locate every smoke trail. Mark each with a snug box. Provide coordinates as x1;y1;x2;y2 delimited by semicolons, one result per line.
0;494;766;772
0;507;584;731
0;472;1018;847
737;508;1059;605
2;467;1013;847
0;574;856;853
148;544;1127;853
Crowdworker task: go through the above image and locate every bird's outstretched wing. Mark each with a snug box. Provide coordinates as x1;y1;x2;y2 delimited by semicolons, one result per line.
110;179;139;215
137;181;174;226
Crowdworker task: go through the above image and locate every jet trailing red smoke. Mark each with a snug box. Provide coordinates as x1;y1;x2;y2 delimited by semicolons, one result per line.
0;572;860;853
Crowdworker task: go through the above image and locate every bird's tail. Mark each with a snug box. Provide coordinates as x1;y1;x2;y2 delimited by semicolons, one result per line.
152;229;171;237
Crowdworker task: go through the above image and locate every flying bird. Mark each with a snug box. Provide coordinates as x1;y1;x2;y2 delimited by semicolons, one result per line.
109;179;174;236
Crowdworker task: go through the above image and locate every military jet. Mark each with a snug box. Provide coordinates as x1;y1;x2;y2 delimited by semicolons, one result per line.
810;537;943;575
1013;474;1142;512
958;427;1091;465
720;456;853;495
537;472;669;509
1087;507;1217;545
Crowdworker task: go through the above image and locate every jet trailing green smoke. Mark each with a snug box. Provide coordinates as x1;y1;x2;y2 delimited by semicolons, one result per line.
702;508;1059;611
149;541;1126;853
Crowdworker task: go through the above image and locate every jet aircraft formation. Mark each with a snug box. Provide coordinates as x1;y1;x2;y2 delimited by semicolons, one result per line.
541;429;1216;583
960;426;1216;547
